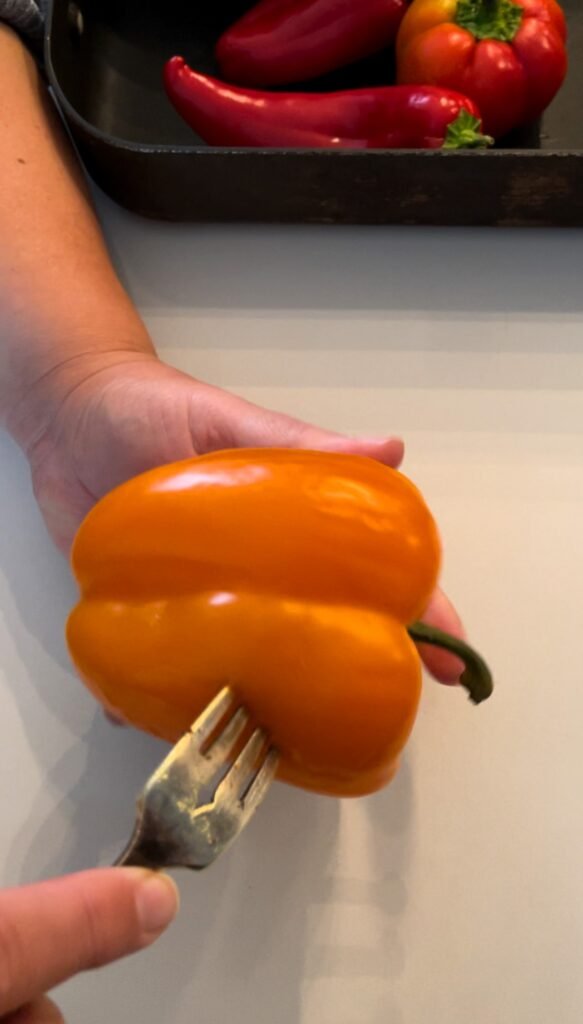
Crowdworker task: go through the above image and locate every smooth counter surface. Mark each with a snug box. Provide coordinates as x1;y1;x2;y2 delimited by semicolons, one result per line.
1;204;582;1024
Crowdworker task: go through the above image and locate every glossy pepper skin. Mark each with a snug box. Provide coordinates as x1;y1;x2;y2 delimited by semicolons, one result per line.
66;449;444;798
164;58;491;149
397;0;567;139
215;0;408;87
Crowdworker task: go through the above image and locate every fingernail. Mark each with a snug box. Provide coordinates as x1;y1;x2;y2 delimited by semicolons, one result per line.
441;672;463;687
369;437;405;461
134;872;180;936
347;436;402;447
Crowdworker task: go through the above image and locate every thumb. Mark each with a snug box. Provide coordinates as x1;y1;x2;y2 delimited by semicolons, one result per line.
0;868;179;1017
190;385;405;468
3;995;64;1022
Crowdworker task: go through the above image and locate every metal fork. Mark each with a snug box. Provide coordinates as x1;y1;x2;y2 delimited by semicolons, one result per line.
114;687;279;871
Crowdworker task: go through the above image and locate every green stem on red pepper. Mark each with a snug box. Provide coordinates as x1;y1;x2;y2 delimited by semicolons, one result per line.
455;0;524;41
442;109;493;149
407;622;493;705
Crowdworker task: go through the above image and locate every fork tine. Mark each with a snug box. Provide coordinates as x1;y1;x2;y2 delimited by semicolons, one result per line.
148;688;245;793
202;705;250;774
189;686;238;747
240;748;279;816
213;727;267;805
114;688;280;872
186;745;279;869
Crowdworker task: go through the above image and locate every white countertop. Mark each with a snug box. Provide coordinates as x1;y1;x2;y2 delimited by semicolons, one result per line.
1;200;583;1024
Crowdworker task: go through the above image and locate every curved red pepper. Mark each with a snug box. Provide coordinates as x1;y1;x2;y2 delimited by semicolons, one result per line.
397;0;568;138
216;0;409;87
164;57;492;150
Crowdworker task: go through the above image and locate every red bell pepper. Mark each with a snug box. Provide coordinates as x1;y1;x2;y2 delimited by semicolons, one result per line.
215;0;409;87
164;57;492;150
397;0;568;138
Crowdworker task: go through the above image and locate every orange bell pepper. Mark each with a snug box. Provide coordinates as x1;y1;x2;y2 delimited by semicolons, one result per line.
66;449;492;798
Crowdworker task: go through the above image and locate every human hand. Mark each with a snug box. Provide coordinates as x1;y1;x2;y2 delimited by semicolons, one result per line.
13;350;463;682
20;351;405;553
0;867;178;1022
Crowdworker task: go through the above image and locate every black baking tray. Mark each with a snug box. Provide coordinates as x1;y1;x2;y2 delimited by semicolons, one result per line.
45;0;583;225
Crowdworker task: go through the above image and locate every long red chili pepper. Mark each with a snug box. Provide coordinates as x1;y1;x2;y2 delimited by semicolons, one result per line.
216;0;409;87
164;57;492;150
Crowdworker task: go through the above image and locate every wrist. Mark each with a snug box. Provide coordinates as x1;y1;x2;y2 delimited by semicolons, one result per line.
4;344;157;456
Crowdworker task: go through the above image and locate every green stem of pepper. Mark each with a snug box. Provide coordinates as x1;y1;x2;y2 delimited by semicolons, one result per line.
442;110;493;150
407;622;494;705
455;0;523;42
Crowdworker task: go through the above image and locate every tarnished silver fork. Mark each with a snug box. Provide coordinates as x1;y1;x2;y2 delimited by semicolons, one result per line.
114;687;279;871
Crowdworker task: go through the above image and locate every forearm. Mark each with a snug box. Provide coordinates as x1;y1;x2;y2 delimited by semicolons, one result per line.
0;25;154;448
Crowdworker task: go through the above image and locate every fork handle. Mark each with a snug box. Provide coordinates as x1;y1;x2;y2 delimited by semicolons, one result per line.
113;826;161;870
113;846;158;869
